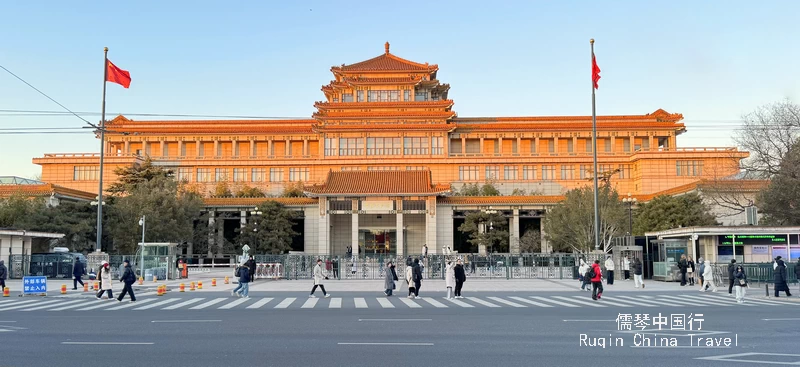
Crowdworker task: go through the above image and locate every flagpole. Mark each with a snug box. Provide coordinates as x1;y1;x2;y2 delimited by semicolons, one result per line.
96;47;108;252
591;39;601;251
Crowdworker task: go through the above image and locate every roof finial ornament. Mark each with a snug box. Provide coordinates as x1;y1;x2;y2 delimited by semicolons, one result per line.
385;41;390;54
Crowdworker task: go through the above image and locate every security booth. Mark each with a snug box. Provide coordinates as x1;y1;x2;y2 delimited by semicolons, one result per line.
647;238;688;282
135;242;178;280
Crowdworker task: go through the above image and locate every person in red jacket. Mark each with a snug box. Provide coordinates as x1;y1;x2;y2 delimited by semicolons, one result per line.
591;260;604;301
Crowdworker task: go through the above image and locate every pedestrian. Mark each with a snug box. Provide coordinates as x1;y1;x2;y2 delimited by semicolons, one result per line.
326;258;332;274
346;246;352;258
423;244;428;259
454;259;466;299
604;256;615;285
795;259;800;292
117;259;137;303
332;256;340;279
445;260;456;299
687;256;695;286
733;265;747;304
727;259;737;295
231;264;247;296
590;260;603;300
247;256;256;282
678;254;688;286
701;259;717;292
236;263;250;298
310;258;330;298
622;255;631;281
72;259;86;290
0;260;8;291
351;257;357;275
578;258;589;291
96;261;113;300
412;258;423;299
406;263;416;299
384;261;395;296
633;258;644;289
698;257;705;290
773;256;792;297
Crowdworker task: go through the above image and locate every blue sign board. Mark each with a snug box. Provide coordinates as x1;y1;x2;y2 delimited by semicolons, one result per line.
22;276;48;295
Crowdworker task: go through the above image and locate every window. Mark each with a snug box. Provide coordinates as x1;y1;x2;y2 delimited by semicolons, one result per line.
542;165;556;180
180;143;187;157
604;139;611;152
177;167;192;182
234;142;239;157
367;137;401;155
357;91;364;102
623;139;631;152
548;140;555;153
367;166;400;171
342;93;354;102
216;144;222;157
198;143;204;157
339;138;364;156
598;164;613;175
367;90;399;102
459;166;479;181
269;168;283;182
642;139;650;150
403;137;429;155
580;165;592;180
73;166;99;181
341;167;361;171
504;166;518;180
485;165;500;180
431;137;443;155
233;168;247;182
523;165;536;180
530;140;537;154
414;89;428;101
406;166;427;171
560;165;574;180
404;90;410;101
215;168;229;182
289;168;309;182
618;164;631;179
324;138;336;156
676;160;703;176
333;97;338;103
567;139;574;153
585;139;592;153
162;143;169;157
196;168;211;182
251;168;266;182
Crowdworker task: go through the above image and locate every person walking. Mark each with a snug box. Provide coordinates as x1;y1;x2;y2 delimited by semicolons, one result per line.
727;259;737;295
698;257;705;290
310;259;330;298
701;259;717;292
604;256;615;285
412;258;423;299
622;256;631;281
773;256;792;297
0;260;7;292
231;264;248;297
406;263;416;299
247;256;257;283
733;265;747;304
384;261;395;296
445;260;456;299
117;259;137;302
687;256;695;286
72;259;86;290
96;261;113;300
633;258;644;289
423;244;428;259
590;260;604;300
578;259;590;291
678;254;688;286
454;259;466;298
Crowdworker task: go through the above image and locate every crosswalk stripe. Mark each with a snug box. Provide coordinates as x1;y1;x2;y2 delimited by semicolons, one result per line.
615;296;664;307
664;295;730;307
0;299;41;308
553;296;605;307
421;298;448;308
601;297;656;307
399;298;422;308
466;297;501;308
22;299;84;311
132;299;179;310
301;298;319;309
354;298;368;308
246;298;273;309
0;299;20;305
274;297;296;309
651;296;700;306
706;294;797;306
531;296;578;308
509;296;552;307
218;298;250;309
377;298;395;308
329;298;342;308
0;300;61;311
572;296;632;307
163;298;204;310
50;300;101;311
105;298;156;311
487;296;526;308
445;298;474;308
684;294;755;307
189;298;226;310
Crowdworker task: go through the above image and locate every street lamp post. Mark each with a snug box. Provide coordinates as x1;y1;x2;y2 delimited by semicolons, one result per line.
90;196;105;251
138;215;146;279
622;193;638;237
250;207;262;253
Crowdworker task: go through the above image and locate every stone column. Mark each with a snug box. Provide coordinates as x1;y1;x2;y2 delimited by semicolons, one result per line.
318;198;330;255
516;137;521;154
629;136;635;152
214;141;220;157
285;139;290;157
461;137;466;155
534;137;540;154
268;140;273;157
177;141;184;157
396;200;404;256
124;141;130;154
159;141;166;157
207;211;216;257
240;210;247;228
553;137;559;154
610;136;616;153
572;136;578;154
497;137;503;155
250;139;256;157
510;209;520;254
351;199;359;254
648;136;654;151
141;141;148;156
303;139;308;157
479;137;484;154
426;196;437;252
540;217;550;253
196;140;202;157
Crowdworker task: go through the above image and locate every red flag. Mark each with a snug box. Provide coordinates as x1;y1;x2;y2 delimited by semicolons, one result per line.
106;60;131;88
592;55;601;89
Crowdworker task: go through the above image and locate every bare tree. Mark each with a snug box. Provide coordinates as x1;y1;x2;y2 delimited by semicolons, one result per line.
734;99;800;178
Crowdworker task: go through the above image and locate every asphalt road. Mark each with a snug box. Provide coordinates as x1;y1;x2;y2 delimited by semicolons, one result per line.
1;291;799;367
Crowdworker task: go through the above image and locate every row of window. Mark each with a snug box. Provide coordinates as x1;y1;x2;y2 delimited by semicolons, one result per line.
341;166;427;171
458;164;635;181
325;137;444;156
334;89;439;103
178;168;309;183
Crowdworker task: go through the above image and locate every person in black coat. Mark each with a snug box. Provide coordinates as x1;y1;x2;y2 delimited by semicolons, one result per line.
727;259;737;295
72;260;86;290
0;260;7;291
678;254;688;286
247;256;256;282
774;257;792;297
117;260;137;302
454;259;467;298
412;258;423;298
795;259;800;284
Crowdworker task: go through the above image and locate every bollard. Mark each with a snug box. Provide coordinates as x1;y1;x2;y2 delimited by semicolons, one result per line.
224;276;229;284
157;286;164;296
61;284;67;294
766;283;770;297
189;282;195;291
212;278;217;287
93;282;99;291
83;283;89;292
138;277;143;285
180;283;185;292
198;281;203;290
153;275;157;283
3;287;9;297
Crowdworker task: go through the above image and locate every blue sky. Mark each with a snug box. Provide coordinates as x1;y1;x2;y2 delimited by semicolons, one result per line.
1;1;798;177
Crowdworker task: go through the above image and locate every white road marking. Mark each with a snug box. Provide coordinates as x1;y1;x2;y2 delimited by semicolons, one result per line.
132;299;179;310
664;295;731;307
573;296;632;307
763;318;800;321
553;296;606;307
601;297;656;307
696;352;800;364
487;297;526;308
399;298;422;308
708;294;798;306
530;296;579;308
328;298;342;308
444;298;474;308
358;319;432;322
466;297;501;308
0;300;61;311
562;319;615;322
354;298;368;308
274;297;296;309
50;301;98;311
421;298;448;308
301;298;319;309
507;296;552;307
376;298;395;308
615;296;666;307
338;342;433;346
189;298;226;310
246;298;273;309
103;299;156;311
151;320;221;323
23;299;84;311
61;342;153;345
218;298;250;309
162;298;204;310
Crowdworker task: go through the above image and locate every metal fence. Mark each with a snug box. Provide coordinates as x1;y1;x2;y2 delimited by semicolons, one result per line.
711;263;799;286
7;254;179;280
